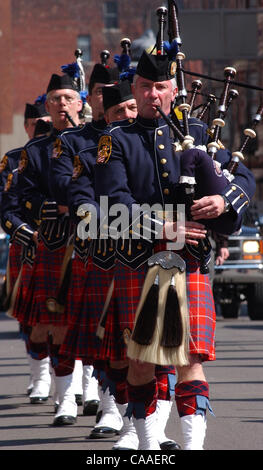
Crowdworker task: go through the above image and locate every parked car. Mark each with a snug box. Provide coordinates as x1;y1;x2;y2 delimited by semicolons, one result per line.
213;202;263;320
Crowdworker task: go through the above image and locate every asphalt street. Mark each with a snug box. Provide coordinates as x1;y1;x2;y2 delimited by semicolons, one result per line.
0;306;262;455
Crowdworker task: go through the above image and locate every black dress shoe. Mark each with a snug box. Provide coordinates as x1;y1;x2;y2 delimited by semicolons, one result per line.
75;394;83;406
83;400;100;416
30;396;48;404
53;415;77;426
160;440;181;450
87;426;120;439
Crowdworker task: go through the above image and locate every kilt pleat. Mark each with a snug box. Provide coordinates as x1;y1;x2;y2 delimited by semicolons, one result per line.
12;262;35;324
99;263;146;361
22;241;67;326
7;242;22;289
59;257;114;359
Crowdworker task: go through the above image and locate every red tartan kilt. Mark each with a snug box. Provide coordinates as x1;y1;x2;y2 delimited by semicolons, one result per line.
21;241;67;326
7;242;22;289
12;262;34;323
59;257;114;359
99;262;146;362
99;249;216;363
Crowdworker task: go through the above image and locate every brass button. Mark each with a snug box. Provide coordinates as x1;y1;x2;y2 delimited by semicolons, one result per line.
163;188;170;195
158;144;165;150
162;172;169;178
231;185;236;191
157;130;163;136
160;158;167;165
128;118;134;123
239;193;244;199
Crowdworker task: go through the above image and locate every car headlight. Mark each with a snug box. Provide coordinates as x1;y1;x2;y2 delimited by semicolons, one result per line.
242;240;260;254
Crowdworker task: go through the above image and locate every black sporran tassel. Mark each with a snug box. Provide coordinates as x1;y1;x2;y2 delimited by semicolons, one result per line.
131;277;159;346
161;276;183;348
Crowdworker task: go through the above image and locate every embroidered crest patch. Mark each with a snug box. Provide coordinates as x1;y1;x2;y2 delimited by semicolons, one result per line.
18;149;28;173
4;173;13;192
52;137;63;159
0;155;8;173
72;155;84;180
97;136;112;164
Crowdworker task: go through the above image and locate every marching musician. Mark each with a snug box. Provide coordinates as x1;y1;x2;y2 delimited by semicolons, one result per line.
57;79;138;447
17;72;83;426
0;100;52;402
47;62;124;435
93;48;256;450
95;80;181;451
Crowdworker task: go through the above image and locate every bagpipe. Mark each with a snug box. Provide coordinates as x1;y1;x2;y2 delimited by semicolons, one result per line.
155;1;260;272
61;49;91;123
100;49;110;66
227;102;263;175
127;1;261;366
114;37;136;83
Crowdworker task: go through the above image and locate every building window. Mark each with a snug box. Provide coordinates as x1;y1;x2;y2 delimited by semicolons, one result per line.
103;1;118;29
77;35;91;63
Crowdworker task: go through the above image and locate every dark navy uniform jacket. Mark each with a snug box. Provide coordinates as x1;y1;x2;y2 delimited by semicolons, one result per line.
0;148;36;250
49;119;113;267
49;119;106;209
18;130;72;251
94;115;256;269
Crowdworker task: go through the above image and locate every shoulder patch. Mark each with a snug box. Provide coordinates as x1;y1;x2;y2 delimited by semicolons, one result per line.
18;149;28;173
4;173;13;192
72;155;84;180
97;136;112;164
0;154;8;173
52;137;63;159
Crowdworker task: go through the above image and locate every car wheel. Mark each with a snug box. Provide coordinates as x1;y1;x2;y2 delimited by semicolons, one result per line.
247;283;263;320
220;302;239;319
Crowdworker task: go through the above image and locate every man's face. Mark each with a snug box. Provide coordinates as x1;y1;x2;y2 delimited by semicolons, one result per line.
105;98;137;123
24;115;51;140
87;83;113;121
45;89;82;130
132;76;177;119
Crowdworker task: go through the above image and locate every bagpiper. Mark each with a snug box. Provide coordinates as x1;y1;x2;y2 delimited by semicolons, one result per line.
17;72;83;426
0;99;52;402
93;45;256;450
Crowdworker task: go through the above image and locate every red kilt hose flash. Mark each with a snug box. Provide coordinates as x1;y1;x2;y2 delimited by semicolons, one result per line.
59;256;114;361
100;249;216;363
